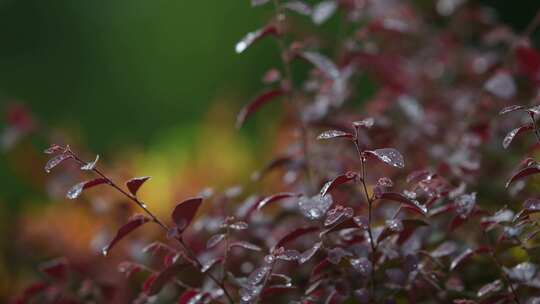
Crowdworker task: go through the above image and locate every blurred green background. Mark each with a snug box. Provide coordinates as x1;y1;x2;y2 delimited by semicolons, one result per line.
1;0;539;204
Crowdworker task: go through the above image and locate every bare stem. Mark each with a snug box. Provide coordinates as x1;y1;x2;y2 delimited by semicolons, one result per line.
353;140;377;298
68;151;234;304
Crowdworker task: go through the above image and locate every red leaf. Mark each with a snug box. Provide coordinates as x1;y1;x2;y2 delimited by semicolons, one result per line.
146;263;189;296
450;246;491;271
505;165;540;188
126;176;151;196
251;156;296;181
236;89;284;129
39;257;69;281
178;290;201;304
171;197;203;232
502;123;534;149
257;192;300;210
66;178;109;199
103;214;151;256
235;25;279;54
376;192;427;215
499;105;525;115
274;226;319;250
364;148;405;168
316;130;354;140
320;171;358;197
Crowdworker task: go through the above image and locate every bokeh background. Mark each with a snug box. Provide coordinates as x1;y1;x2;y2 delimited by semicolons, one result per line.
0;0;539;300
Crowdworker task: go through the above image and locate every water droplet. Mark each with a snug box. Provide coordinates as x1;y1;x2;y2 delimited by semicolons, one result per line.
298;194;333;220
316;129;351;140
102;247;108;256
386;219;404;232
140;202;147;209
352;117;375;129
350;257;372;276
299;242;322;264
45;153;71;173
229;221;249;230
368;148;405;168
276;249;300;261
66;182;85;200
477;279;502;298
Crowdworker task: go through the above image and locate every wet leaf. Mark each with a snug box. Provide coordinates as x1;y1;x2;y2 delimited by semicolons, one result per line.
66;178;108;200
178;290;201;304
298;242;322;264
352;118;375;129
376;192;427;215
44;153;72;173
298;194;333;219
80;155;99;170
171;197;203;233
504;262;537;282
502;124;534;149
43;144;65;154
364;148;405;168
505;165;540;188
301;51;340;79
499;105;524;115
206;233;226;249
477;279;502;298
320;171;358;196
316;130;354;140
235;25;278;54
126;176;151;196
103;214;150;256
257;192;299;210
230;241;262;251
236;89;284;128
201;257;223;273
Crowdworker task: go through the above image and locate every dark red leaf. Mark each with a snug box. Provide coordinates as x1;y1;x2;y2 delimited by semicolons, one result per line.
178;290;201;304
39;257;68;281
171;197;203;232
376;192;427;215
257;192;300;210
274;226;319;250
261;286;296;298
505;165;540;188
146;263;189;296
502;123;534;149
66;178;109;199
236;89;284;129
126;176;151;196
103;214;151;256
320;171;358;197
450;246;491;271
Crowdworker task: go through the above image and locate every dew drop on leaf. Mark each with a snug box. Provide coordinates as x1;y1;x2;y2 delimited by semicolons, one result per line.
298;194;333;220
367;148;405;168
45;153;71;173
81;155;99;171
207;234;226;249
66;182;85;200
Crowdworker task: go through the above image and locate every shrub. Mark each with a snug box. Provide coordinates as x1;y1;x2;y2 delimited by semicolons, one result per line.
12;0;540;303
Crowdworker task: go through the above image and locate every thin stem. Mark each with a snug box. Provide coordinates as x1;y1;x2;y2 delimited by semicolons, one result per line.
221;225;230;283
272;0;315;192
68;151;234;304
353;140;377;297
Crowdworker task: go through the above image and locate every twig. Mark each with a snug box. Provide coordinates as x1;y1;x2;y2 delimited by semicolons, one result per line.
67;150;234;304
